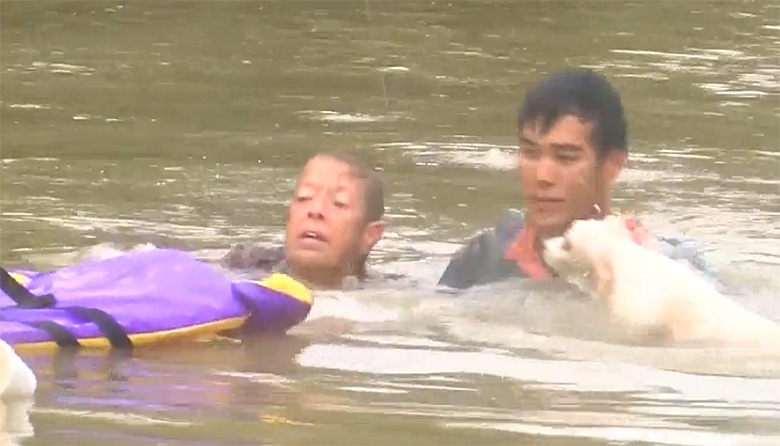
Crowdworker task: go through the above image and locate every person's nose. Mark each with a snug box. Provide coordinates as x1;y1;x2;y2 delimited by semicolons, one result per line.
306;195;327;219
536;155;557;188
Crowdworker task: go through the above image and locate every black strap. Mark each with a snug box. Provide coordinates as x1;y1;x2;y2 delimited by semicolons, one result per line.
65;306;134;350
0;266;56;309
0;266;133;350
2;306;134;350
24;320;81;348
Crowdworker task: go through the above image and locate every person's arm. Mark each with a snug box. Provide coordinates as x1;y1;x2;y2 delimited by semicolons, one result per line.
437;210;525;290
656;236;723;289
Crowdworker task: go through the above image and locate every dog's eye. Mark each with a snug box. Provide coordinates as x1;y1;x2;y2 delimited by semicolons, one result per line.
561;236;572;251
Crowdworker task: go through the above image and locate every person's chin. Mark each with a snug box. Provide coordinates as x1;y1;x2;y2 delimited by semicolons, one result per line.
287;248;331;267
532;214;569;238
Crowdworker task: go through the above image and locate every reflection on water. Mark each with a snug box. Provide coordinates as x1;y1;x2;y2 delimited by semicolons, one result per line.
1;0;779;445
0;397;34;446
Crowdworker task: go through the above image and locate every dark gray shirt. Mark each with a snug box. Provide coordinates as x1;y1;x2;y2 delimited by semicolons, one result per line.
437;209;720;290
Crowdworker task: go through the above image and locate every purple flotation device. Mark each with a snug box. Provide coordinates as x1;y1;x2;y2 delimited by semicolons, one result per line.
0;248;312;350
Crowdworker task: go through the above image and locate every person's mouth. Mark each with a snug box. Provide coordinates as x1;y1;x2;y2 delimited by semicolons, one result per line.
531;198;565;216
534;197;564;205
299;230;328;243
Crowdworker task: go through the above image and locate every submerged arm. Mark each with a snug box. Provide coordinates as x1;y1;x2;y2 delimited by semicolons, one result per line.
656;236;723;289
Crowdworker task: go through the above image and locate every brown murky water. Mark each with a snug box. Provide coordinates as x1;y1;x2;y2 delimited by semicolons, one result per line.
1;1;779;445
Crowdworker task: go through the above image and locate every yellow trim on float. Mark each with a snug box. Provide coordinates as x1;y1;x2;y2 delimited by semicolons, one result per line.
13;315;248;354
256;273;313;305
8;272;32;286
7;272;312;354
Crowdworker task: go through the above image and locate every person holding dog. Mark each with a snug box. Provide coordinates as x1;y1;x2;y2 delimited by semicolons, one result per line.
221;151;386;290
438;68;714;290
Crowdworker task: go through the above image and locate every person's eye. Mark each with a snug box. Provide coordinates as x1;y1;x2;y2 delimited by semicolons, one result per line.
520;145;540;159
557;153;579;163
556;150;582;163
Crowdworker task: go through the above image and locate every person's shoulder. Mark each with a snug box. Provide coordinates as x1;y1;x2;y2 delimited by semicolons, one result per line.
437;208;526;290
452;208;526;259
494;208;526;244
221;243;286;272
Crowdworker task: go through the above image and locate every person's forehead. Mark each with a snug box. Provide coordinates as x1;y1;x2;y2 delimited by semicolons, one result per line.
297;157;362;191
521;115;593;142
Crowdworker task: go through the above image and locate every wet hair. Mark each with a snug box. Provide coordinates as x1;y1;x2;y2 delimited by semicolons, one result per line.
315;150;385;222
517;68;628;158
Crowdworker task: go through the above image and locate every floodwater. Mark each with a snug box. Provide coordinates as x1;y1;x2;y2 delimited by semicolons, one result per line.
1;1;779;445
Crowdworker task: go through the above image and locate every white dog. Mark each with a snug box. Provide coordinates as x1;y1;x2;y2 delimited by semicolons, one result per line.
542;215;780;347
0;340;36;398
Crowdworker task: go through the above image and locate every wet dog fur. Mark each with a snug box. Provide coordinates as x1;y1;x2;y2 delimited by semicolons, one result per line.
542;215;780;347
0;340;36;399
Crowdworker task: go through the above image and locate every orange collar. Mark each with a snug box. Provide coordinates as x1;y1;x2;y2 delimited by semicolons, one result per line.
504;214;650;281
503;222;551;280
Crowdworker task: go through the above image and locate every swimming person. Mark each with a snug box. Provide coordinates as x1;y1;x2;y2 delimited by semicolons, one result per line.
222;151;386;290
0;154;386;350
438;68;716;290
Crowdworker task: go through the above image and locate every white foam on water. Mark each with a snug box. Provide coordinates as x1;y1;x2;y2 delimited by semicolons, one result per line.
212;371;293;387
379;66;410;73
296;344;780;401
31;61;95;75
610;49;720;61
297;110;400;123
32;407;194;427
6;103;50;110
339;386;408;394
443;420;780;446
343;334;454;349
373;141;517;170
371;380;476;392
305;294;401;324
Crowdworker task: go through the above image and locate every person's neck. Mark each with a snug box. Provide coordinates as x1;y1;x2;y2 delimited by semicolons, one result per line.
288;264;365;290
532;202;612;255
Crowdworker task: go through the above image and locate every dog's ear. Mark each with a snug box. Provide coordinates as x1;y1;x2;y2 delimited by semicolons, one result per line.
593;254;614;297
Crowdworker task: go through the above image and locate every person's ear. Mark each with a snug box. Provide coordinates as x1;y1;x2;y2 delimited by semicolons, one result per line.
601;150;627;185
360;220;384;256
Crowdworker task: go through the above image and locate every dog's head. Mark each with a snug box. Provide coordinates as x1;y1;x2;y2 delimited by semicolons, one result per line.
542;215;631;298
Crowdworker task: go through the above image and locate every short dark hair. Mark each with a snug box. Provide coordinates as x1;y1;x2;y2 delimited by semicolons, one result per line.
517;68;628;158
315;150;385;222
